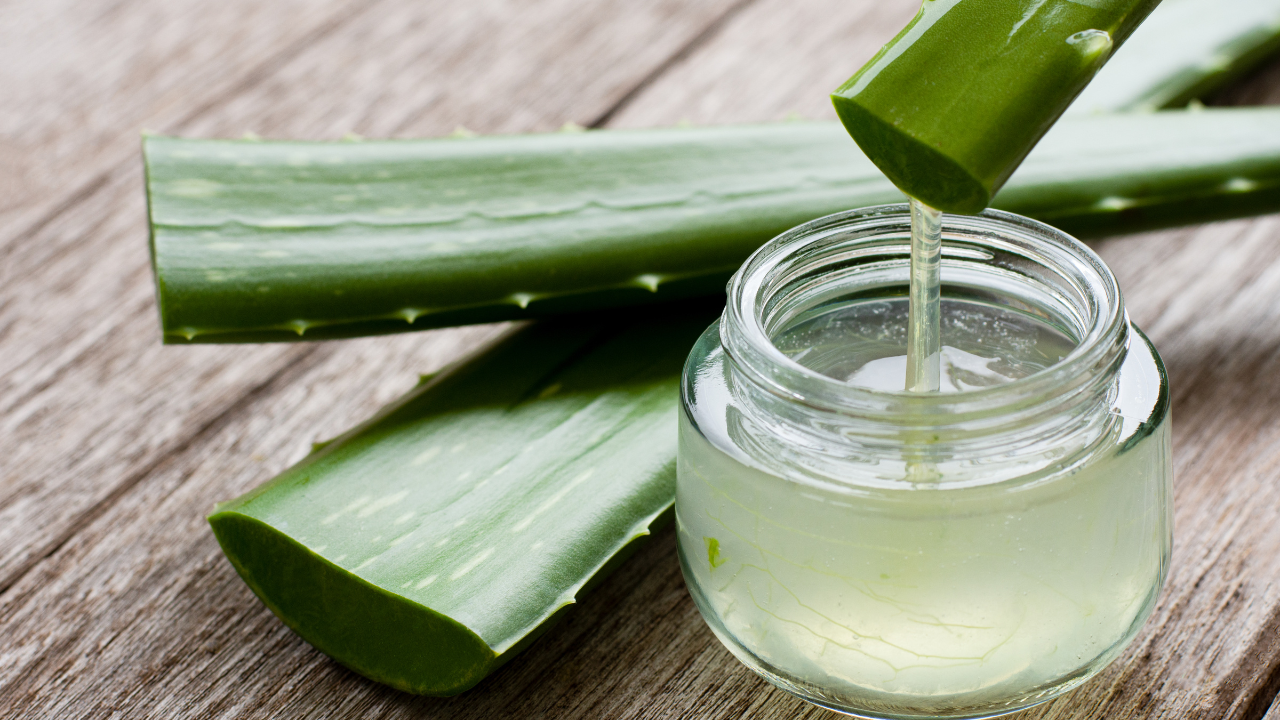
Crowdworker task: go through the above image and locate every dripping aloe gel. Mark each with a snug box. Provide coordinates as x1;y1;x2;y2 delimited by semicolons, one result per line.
675;206;1171;718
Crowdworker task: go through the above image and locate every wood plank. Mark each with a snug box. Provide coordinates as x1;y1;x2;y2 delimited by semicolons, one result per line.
4;0;1280;718
0;0;363;247
604;0;917;128
0;0;745;593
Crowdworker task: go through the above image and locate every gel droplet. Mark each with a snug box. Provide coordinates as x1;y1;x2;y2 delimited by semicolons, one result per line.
1066;29;1112;61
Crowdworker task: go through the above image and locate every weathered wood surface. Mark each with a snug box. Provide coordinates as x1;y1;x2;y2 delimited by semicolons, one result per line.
1;0;1280;717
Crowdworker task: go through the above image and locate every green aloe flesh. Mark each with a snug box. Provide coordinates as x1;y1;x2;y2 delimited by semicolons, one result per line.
831;0;1161;213
1072;0;1280;113
147;108;1280;344
209;305;718;695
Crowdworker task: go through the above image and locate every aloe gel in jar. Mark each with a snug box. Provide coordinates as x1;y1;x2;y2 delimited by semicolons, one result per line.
676;205;1171;719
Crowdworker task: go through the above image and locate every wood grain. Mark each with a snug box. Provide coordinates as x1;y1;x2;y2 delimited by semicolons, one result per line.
2;0;1280;717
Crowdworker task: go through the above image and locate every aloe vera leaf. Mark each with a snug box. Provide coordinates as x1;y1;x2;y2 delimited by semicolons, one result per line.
209;304;718;695
1072;0;1280;113
830;0;1161;213
147;108;1280;344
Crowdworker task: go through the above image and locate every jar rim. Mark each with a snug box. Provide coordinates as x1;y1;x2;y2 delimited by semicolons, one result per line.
721;204;1129;423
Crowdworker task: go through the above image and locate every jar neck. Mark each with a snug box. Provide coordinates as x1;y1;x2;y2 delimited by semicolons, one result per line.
718;205;1129;486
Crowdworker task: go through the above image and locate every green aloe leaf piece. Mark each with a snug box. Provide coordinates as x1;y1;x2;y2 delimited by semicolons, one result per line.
147;108;1280;344
209;304;719;695
830;0;1161;213
1072;0;1280;113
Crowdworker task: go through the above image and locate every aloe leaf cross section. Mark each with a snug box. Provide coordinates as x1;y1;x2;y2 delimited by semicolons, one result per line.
831;0;1162;213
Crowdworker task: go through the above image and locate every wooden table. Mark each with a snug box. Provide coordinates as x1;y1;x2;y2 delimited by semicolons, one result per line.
3;1;1280;717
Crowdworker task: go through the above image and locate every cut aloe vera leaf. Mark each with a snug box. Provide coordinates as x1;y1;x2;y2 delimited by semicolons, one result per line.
209;304;717;695
1073;0;1280;113
147;108;1280;344
994;109;1280;235
830;0;1161;213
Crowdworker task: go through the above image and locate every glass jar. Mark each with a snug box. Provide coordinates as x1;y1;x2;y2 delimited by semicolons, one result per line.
676;205;1171;719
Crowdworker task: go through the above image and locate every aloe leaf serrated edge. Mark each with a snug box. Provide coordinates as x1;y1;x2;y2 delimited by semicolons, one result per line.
149;108;1280;344
209;307;716;694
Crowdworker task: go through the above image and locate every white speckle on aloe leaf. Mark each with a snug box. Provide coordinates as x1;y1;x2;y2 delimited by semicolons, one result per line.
634;274;663;292
433;536;452;548
356;490;410;518
393;512;415;525
353;557;377;571
371;536;383;542
415;575;438;589
511;469;595;532
451;443;466;453
414;542;426;550
400;580;413;589
204;270;228;282
450;548;495;580
286;153;311;167
376;206;410;216
1223;178;1257;193
453;517;468;528
310;545;327;553
333;554;348;563
257;250;289;258
537;383;562;399
167;179;223;198
333;194;356;202
208;242;244;252
411;446;440;466
1008;0;1048;38
457;471;473;482
1094;196;1134;211
260;218;309;229
531;541;544;551
322;495;372;525
389;533;413;547
398;308;422;324
510;292;536;309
